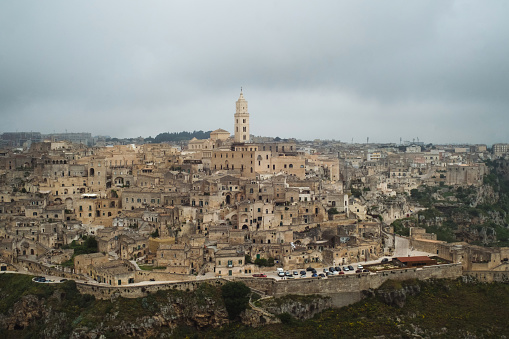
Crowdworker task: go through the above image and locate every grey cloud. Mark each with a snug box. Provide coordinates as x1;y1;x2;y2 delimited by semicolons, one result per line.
0;1;508;144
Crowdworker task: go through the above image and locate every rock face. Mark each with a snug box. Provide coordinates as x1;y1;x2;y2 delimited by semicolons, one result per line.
70;293;229;338
240;309;280;327
2;295;45;330
377;283;421;308
258;295;332;320
0;276;229;339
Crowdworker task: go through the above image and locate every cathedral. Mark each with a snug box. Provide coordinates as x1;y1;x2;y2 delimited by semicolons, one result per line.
187;90;305;179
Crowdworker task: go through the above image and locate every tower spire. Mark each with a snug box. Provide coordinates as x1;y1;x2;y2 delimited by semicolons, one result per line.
234;89;250;143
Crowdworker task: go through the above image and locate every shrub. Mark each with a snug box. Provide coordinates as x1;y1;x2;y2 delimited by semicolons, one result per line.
328;207;339;215
277;312;296;324
221;282;250;320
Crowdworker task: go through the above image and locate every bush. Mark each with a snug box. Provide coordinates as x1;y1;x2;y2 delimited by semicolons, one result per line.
221;282;251;320
254;257;275;267
277;312;296;324
391;220;410;236
245;255;253;264
328;207;339;215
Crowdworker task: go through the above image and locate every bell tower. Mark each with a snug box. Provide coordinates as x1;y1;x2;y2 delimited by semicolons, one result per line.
234;88;250;143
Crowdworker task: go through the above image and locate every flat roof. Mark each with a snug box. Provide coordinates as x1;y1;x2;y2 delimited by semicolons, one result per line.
395;256;434;262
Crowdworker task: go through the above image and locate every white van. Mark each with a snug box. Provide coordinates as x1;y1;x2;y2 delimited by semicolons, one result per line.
276;268;284;273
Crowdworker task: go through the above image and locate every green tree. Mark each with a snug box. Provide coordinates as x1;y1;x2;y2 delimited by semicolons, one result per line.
245;254;253;264
328;207;339;215
221;281;251;320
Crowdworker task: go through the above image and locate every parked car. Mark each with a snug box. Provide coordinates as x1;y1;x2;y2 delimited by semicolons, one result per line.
357;264;363;269
335;266;341;272
300;274;306;278
381;258;389;263
312;269;317;274
355;269;363;273
253;273;267;278
278;271;285;277
287;274;294;279
318;273;325;278
329;267;335;272
312;273;318;277
338;271;345;275
332;270;339;275
348;265;354;271
306;267;314;271
363;269;369;273
343;266;349;271
285;271;292;276
300;270;306;276
326;271;333;276
323;268;328;273
293;271;299;276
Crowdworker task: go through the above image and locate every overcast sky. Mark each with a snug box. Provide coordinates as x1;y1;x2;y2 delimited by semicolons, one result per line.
1;1;508;145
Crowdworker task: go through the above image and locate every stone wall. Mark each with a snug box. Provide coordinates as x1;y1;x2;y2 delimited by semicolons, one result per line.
135;270;192;282
77;263;462;307
236;263;462;307
14;258;84;280
464;270;509;283
77;278;230;299
0;261;18;272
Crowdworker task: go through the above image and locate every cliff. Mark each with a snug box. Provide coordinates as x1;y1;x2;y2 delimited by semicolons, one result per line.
0;274;228;338
3;273;509;338
257;294;332;320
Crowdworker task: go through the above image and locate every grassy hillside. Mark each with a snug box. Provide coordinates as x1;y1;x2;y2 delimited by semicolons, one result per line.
201;278;509;339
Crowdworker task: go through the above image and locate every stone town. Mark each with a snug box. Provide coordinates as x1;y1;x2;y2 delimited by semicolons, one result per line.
0;91;507;289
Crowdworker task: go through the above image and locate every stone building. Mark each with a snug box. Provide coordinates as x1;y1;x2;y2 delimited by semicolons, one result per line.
214;247;246;276
446;163;487;186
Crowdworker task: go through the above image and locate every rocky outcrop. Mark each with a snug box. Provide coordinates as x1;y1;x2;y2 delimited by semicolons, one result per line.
1;295;45;330
69;293;229;338
258;294;332;320
0;275;229;339
377;283;421;308
240;308;280;327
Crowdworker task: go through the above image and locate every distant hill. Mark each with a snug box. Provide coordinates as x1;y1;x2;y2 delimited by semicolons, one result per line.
150;130;212;143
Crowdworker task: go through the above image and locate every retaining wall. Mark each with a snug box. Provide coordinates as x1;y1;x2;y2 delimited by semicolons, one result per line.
77;263;462;306
464;270;509;283
14;258;84;280
135;270;192;282
77;278;229;299
236;263;462;307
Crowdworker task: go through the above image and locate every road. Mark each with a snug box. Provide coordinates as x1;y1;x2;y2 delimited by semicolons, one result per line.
4;232;436;286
